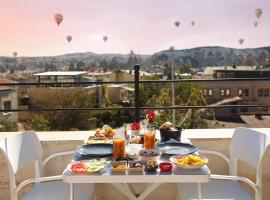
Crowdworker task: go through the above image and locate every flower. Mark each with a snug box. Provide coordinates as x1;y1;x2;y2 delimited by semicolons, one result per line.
131;122;140;130
145;109;155;123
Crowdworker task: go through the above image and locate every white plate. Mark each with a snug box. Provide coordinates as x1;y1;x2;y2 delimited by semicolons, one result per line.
67;159;106;174
169;154;208;170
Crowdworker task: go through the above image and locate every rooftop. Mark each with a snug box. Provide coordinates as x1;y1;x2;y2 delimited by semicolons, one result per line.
34;71;87;76
0;79;14;91
203;66;257;75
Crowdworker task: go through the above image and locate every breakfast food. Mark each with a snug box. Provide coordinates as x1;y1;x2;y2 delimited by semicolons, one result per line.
160;121;174;130
139;149;161;162
130;135;143;144
87;137;113;144
128;161;144;174
159;121;181;142
69;159;106;174
171;154;207;169
111;161;127;173
94;125;116;138
145;161;158;172
159;162;173;172
129;161;144;168
130;135;158;145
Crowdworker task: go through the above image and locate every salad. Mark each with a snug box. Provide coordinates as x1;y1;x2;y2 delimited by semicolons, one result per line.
69;159;106;174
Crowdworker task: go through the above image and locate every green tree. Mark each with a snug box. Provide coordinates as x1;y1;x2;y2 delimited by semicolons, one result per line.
77;61;86;71
145;82;209;129
26;114;51;131
27;88;97;130
181;63;191;73
0;120;18;132
68;62;76;71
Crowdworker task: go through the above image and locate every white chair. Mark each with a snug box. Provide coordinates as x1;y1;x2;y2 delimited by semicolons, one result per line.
0;131;95;200
178;127;269;200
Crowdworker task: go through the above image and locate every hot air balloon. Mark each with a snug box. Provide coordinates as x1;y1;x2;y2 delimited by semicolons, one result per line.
191;21;195;26
103;36;108;42
66;35;72;42
238;38;244;45
254;21;258;27
254;8;262;18
174;21;180;27
13;52;18;57
54;13;63;26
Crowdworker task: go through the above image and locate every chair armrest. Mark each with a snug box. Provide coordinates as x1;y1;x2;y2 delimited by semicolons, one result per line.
15;175;63;194
43;151;75;167
198;149;230;167
211;174;259;194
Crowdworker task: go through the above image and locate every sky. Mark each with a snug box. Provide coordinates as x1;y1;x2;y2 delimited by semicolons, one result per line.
0;0;269;57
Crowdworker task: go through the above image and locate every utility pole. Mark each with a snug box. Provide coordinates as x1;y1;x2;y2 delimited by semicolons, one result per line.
169;46;176;126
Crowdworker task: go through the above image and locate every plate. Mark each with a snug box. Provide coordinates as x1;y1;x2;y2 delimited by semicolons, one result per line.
156;142;198;155
67;159;106;174
169;154;208;170
75;144;113;157
87;137;113;144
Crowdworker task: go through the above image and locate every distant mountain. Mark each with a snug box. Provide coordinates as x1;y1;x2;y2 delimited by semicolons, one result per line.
0;46;270;73
148;46;270;69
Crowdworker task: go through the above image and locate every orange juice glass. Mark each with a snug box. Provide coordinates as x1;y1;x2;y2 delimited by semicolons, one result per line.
144;127;156;149
113;133;126;160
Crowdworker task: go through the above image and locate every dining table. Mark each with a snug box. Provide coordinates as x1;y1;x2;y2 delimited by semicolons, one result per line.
62;137;211;200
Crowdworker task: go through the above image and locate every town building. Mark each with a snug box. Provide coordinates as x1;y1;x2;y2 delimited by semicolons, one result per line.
0;79;18;123
201;68;270;118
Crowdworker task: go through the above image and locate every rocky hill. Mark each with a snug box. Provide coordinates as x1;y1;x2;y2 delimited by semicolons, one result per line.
0;46;270;73
148;46;270;69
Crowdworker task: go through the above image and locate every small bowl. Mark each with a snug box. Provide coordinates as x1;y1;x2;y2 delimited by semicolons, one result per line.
160;127;182;142
159;162;173;172
128;161;144;174
111;161;127;174
138;149;161;162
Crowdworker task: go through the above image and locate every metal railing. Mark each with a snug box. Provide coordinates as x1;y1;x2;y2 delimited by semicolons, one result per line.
1;64;270;128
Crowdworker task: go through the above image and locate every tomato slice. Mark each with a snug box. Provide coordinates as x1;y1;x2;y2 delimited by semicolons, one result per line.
71;163;88;174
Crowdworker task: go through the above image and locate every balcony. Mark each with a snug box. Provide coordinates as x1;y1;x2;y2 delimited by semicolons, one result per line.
0;128;270;200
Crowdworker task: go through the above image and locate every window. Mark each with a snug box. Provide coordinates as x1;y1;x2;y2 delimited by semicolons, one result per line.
220;89;225;96
204;89;213;96
3;101;12;114
220;89;230;96
258;89;269;97
225;89;230;96
208;89;213;96
238;89;249;97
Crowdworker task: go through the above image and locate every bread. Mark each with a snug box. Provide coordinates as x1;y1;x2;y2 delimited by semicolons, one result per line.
160;121;173;130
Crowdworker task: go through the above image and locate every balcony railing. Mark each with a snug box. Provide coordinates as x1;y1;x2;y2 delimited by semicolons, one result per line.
1;64;270;128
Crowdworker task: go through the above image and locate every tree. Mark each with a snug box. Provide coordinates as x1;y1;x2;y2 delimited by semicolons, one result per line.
99;59;109;68
76;61;86;71
9;66;15;73
26;114;51;131
145;82;209;129
0;120;18;132
242;57;256;66
181;63;191;73
109;57;121;68
68;62;76;71
27;88;97;130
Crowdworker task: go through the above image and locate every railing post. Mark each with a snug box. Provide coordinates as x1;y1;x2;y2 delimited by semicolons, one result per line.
134;64;140;123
